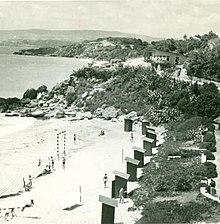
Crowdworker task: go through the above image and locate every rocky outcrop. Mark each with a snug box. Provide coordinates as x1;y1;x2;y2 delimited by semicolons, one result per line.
0;98;7;112
102;106;118;120
30;109;45;118
23;88;38;99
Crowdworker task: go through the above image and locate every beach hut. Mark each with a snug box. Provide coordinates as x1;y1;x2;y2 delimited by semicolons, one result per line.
141;120;150;135
143;137;154;156
112;170;130;198
132;146;146;168
124;157;140;181
124;119;133;132
146;125;156;132
146;129;157;147
99;195;118;224
213;117;220;130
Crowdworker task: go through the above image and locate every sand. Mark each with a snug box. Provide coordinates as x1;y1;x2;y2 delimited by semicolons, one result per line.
0;116;165;223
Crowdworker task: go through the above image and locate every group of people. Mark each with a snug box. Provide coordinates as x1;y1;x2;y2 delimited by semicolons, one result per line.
1;199;34;221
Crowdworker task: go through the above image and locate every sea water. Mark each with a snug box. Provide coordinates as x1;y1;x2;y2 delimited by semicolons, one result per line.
0;46;88;98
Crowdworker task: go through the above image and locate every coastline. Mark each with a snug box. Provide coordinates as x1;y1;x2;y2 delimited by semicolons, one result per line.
0;118;143;223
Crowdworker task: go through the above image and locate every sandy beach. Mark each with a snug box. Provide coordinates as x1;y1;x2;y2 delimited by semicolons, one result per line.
0;117;158;223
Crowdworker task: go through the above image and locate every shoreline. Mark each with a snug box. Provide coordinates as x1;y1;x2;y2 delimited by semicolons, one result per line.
0;118;143;223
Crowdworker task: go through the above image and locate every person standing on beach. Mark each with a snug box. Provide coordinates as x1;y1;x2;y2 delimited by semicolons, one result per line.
103;173;108;188
28;175;32;188
62;156;66;169
51;156;54;170
130;133;134;142
73;134;76;144
38;159;41;166
119;187;125;204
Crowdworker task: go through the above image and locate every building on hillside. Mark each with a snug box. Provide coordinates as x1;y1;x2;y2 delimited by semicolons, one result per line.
147;49;187;65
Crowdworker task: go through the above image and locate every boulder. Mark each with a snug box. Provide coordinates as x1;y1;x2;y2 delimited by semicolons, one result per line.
23;88;38;99
111;118;118;122
27;100;38;108
0;98;7;112
102;106;118;120
82;92;88;99
66;86;76;106
94;108;103;117
31;109;45;118
126;111;138;120
21;98;31;105
37;85;47;93
55;109;65;118
84;111;93;119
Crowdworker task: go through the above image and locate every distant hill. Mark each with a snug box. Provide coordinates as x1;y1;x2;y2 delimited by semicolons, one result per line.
14;37;154;60
0;29;163;45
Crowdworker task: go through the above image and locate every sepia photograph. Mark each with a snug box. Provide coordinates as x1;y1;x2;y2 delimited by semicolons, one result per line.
0;0;220;223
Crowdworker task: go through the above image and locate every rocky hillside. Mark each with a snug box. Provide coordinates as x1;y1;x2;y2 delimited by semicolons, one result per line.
1;66;220;125
14;37;151;61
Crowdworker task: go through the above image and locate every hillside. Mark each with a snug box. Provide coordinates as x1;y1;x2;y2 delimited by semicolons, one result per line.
13;37;151;60
0;29;162;48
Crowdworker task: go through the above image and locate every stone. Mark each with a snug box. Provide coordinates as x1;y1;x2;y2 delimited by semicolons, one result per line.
84;111;93;119
23;88;38;99
0;98;7;112
102;106;118;120
31;109;45;118
126;111;138;120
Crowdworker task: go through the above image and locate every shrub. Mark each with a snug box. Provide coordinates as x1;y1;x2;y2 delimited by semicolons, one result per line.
204;150;215;160
204;161;217;178
136;198;220;224
203;131;216;144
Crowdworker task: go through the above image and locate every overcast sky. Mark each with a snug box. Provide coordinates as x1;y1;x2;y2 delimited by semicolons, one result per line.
0;0;219;38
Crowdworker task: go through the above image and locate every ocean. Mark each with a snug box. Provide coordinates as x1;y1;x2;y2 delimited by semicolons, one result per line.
0;46;89;98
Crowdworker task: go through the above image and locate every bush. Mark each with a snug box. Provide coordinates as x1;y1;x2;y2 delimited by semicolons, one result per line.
204;162;217;178
204;150;215;160
136;198;220;224
203;131;216;144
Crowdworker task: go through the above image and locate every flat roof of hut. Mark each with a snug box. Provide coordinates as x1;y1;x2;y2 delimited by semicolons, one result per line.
99;195;118;208
142;137;154;143
147;129;157;135
132;146;146;153
214;116;220;124
124;157;140;166
113;170;130;180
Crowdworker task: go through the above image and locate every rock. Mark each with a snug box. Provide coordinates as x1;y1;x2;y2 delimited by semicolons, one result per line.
27;100;38;108
20;98;31;105
37;85;47;93
0;98;7;112
66;86;76;106
75;112;85;120
82;92;88;99
23;88;38;99
94;108;103;117
102;106;118;120
84;111;93;119
31;109;45;118
126;111;138;120
111;118;118;122
5;97;21;109
55;109;65;118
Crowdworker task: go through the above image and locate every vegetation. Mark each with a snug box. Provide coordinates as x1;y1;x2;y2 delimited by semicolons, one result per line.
67;67;220;124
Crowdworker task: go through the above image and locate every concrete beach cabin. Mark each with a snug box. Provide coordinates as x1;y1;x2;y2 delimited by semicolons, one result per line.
148;49;187;65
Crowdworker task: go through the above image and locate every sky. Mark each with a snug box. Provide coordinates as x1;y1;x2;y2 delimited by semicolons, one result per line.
0;0;219;38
